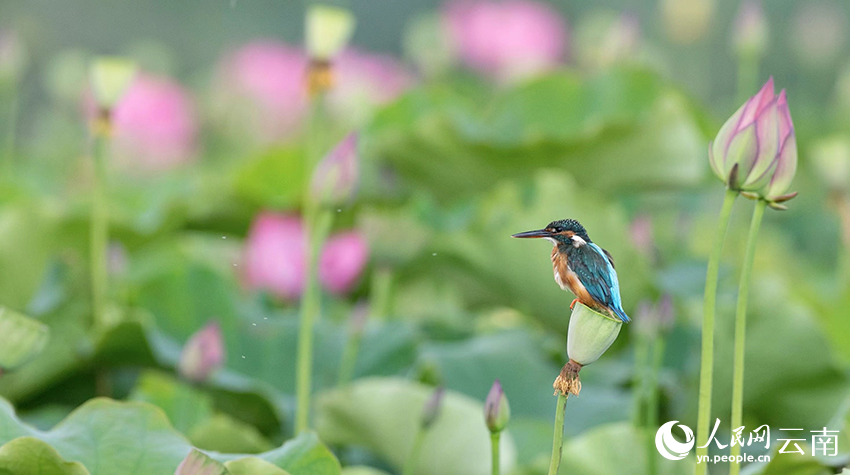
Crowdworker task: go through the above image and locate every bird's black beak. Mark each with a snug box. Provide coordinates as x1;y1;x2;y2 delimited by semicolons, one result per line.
511;229;551;239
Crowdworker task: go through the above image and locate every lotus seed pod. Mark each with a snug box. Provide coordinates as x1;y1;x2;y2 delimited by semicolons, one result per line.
305;5;356;61
0;307;49;372
89;57;137;109
566;303;622;366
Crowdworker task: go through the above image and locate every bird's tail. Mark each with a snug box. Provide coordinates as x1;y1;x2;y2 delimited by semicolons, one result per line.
613;306;630;323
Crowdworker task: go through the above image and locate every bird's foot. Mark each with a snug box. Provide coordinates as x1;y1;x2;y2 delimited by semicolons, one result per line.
570;298;579;310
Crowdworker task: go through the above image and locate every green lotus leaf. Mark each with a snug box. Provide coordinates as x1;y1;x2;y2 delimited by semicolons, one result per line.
0;397;339;475
0;307;49;371
0;437;89;475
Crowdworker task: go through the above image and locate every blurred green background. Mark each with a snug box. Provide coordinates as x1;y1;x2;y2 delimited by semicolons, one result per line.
0;0;849;474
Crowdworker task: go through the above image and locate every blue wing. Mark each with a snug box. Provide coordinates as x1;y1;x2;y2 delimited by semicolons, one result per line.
571;243;630;322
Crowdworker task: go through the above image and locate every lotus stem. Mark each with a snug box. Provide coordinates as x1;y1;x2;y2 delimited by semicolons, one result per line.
4;87;17;175
402;428;426;475
490;432;501;475
729;199;766;475
337;323;362;385
695;188;737;474
90;117;110;329
547;392;568;475
295;206;333;433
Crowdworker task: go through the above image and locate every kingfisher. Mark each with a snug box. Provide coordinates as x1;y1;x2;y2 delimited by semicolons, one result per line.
512;219;630;323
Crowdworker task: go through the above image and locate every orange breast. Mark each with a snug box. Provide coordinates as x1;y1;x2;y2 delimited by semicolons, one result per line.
551;248;593;304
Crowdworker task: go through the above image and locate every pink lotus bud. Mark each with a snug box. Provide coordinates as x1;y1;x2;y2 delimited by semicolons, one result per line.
628;214;654;260
319;231;369;295
484;379;510;433
732;0;768;59
442;0;567;83
242;213;306;300
634;295;674;337
179;322;225;383
111;74;198;172
421;386;445;429
327;49;415;125
310;132;359;205
709;78;798;207
214;41;309;142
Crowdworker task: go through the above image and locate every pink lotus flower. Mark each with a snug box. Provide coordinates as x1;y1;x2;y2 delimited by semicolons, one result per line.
215;41;309;142
319;231;369;295
327;49;415;124
179;322;225;383
242;213;306;300
111;74;197;171
442;0;568;82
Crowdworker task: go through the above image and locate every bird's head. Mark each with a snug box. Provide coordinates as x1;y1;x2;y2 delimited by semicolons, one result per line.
512;219;591;247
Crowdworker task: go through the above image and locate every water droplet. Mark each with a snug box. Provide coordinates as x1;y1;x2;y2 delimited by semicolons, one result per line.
263;317;268;320
233;263;238;267
432;253;437;256
222;236;227;240
337;209;342;213
241;355;246;359
252;323;257;326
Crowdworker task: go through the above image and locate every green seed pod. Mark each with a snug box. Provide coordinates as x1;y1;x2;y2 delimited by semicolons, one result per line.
566;303;622;366
0;307;49;372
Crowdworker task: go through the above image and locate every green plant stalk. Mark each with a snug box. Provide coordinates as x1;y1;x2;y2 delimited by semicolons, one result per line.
695;189;737;474
90;130;109;329
294;82;330;434
4;87;18;175
370;266;394;320
632;333;649;427
548;393;568;475
337;326;362;386
729;199;766;475
402;428;426;475
295;206;333;434
490;431;501;475
647;337;665;475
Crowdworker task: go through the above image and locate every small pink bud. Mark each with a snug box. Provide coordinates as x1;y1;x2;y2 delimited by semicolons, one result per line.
484;379;510;433
242;213;306;300
310;133;359;205
732;0;768;59
421;386;445;429
319;231;369;295
179;322;225;383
